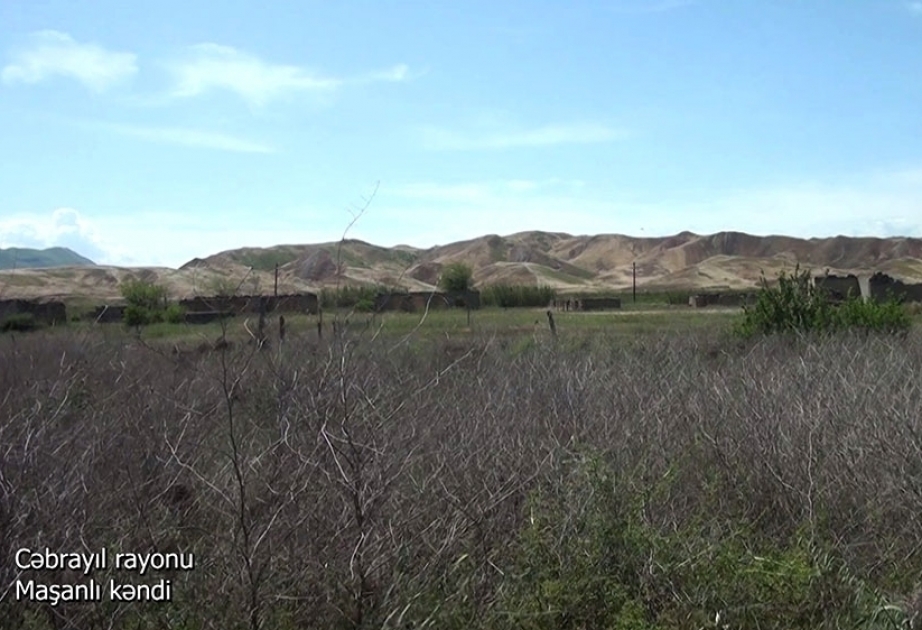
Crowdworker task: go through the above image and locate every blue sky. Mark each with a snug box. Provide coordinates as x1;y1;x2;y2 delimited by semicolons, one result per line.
1;0;921;268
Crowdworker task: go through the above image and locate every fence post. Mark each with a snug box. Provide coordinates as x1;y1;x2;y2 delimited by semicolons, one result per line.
546;310;557;338
279;315;286;342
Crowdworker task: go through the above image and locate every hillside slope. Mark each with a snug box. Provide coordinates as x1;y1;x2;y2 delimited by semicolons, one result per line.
2;231;922;300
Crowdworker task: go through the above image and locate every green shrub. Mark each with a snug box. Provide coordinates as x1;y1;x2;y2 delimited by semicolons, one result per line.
0;312;39;332
120;279;168;311
120;279;177;330
319;285;385;309
123;304;154;327
835;296;911;335
354;298;375;313
439;263;474;293
496;451;878;630
735;265;911;338
163;303;186;324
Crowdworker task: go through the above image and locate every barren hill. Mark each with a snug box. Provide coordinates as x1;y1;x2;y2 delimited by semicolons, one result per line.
2;231;922;301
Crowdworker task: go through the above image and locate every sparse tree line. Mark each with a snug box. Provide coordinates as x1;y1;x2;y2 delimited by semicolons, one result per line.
7;263;915;336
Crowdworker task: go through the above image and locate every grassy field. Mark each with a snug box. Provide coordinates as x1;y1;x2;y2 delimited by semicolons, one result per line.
60;304;742;344
3;304;922;629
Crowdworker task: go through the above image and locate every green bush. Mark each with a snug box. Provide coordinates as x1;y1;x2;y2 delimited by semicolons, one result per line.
123;304;153;327
319;285;385;309
354;298;375;313
497;453;657;630
120;279;168;311
120;279;177;329
481;284;556;308
0;313;39;332
439;263;474;293
495;451;878;630
163;303;186;324
735;265;911;338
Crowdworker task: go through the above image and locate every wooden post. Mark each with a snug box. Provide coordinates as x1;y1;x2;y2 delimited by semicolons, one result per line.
274;263;279;298
317;309;323;339
546;310;557;338
279;315;286;342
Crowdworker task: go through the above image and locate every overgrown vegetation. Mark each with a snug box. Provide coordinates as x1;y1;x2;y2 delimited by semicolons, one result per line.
736;265;911;338
0;312;39;332
481;283;556;308
318;285;389;309
119;279;185;328
3;320;922;628
438;262;474;292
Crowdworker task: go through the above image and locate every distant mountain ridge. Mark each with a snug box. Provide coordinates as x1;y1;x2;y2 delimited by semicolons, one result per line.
0;247;95;270
186;230;922;293
3;231;922;301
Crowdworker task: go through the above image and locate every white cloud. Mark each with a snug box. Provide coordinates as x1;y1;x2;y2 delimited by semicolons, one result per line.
95;212;345;268
100;122;274;153
0;208;128;264
166;44;413;106
1;30;137;91
168;43;340;106
420;122;628;150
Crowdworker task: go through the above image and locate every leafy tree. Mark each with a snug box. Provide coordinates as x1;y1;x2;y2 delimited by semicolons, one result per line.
120;279;178;328
438;263;474;293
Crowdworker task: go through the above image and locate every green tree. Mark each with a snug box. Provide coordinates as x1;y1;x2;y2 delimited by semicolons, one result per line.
120;279;175;328
438;263;474;293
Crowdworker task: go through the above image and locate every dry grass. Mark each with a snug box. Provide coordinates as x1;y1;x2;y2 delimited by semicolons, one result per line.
2;320;922;628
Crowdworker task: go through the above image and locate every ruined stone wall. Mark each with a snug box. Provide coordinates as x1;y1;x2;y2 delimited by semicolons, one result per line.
179;293;318;315
689;294;720;308
578;297;622;311
0;299;67;325
91;304;126;323
813;275;863;301
868;273;922;303
374;291;480;312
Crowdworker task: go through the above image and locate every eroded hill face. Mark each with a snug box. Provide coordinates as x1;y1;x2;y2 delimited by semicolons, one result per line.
2;231;922;301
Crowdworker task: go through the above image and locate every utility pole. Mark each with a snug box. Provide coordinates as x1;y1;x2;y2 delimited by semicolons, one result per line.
632;261;636;304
